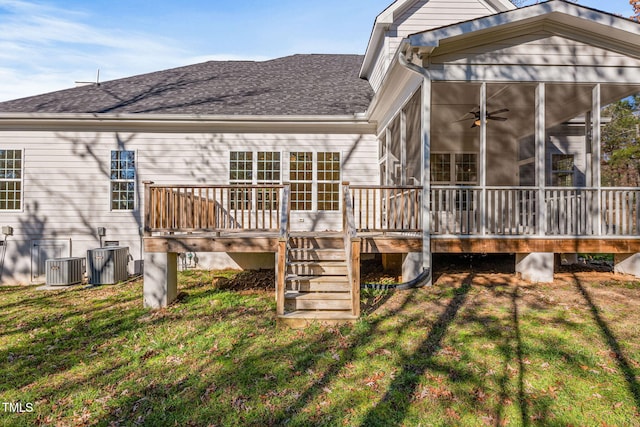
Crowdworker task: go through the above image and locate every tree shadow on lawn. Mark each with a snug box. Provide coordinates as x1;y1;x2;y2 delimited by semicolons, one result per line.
573;275;640;409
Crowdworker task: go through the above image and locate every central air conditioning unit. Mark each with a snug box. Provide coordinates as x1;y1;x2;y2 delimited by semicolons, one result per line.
87;247;129;285
46;257;85;286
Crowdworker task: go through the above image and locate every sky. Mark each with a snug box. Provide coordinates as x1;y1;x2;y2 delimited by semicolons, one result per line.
0;0;635;102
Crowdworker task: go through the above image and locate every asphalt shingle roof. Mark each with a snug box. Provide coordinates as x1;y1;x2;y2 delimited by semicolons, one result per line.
0;54;373;116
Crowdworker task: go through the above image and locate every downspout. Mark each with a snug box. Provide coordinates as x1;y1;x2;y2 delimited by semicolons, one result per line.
361;46;432;291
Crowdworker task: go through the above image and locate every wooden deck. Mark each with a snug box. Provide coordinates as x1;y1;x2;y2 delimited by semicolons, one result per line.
142;182;640;324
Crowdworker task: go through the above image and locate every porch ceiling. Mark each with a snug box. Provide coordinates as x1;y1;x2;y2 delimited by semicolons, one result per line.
432;82;640;141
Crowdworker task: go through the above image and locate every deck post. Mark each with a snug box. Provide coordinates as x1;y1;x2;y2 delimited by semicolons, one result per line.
536;83;547;236
143;252;178;308
614;253;640;278
592;84;602;235
479;82;487;236
351;238;361;317
276;239;287;316
421;77;432;284
143;181;154;237
516;252;554;283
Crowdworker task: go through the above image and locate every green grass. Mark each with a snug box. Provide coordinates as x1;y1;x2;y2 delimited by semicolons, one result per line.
1;270;639;426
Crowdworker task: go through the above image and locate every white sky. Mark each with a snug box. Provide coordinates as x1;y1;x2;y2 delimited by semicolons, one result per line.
0;0;634;102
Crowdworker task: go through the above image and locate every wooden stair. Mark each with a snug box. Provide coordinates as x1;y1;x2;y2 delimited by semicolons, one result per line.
277;234;358;328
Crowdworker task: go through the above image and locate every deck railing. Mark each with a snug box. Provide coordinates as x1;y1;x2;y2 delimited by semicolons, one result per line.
602;188;640;236
349;185;422;232
343;183;360;317
144;183;639;237
144;183;284;233
348;185;639;237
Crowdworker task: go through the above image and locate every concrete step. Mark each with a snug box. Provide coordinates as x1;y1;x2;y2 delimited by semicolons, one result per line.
287;261;348;276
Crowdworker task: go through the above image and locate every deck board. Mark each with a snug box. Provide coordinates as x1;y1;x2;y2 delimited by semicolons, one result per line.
144;231;640;254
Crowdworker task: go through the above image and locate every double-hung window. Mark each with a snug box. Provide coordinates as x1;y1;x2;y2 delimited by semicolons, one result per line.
110;150;136;211
551;154;574;187
430;153;477;185
0;149;22;211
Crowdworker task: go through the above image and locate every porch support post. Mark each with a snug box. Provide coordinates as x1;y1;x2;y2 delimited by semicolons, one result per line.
385;127;392;185
421;76;432;284
479;82;487;235
614;253;640;278
592;84;602;235
143;252;178;309
535;83;547;236
401;109;407;186
516;252;554;283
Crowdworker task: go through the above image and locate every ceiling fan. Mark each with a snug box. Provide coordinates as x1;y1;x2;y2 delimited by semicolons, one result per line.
459;108;509;128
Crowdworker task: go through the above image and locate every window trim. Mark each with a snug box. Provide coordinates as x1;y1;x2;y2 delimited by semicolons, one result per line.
109;149;137;212
0;148;24;212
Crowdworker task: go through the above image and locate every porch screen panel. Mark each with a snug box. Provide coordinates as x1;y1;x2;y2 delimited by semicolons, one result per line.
290;152;313;211
389;116;401;185
379;132;387;185
405;89;422;186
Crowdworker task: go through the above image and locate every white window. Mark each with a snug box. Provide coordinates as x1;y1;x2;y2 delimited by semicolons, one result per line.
551;154;574;187
229;151;253;209
256;152;280;210
317;152;340;211
230;151;281;210
289;152;313;211
110;150;136;211
431;153;477;185
0;149;22;211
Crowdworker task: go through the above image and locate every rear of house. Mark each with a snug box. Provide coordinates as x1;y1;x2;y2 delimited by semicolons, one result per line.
0;0;639;324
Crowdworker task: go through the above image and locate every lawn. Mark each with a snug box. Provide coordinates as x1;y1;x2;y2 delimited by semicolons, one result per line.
1;266;639;426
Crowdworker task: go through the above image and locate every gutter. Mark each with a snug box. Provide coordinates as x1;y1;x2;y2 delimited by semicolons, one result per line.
0;112;376;134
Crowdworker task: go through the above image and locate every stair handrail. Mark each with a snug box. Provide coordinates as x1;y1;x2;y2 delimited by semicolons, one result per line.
342;182;361;317
276;184;291;316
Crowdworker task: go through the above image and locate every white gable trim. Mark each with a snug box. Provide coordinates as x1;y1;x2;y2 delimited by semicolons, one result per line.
408;0;640;49
361;0;515;80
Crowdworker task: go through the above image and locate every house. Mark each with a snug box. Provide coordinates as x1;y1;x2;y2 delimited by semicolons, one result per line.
0;0;639;326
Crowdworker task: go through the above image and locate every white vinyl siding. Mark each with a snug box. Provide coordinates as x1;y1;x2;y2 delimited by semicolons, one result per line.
110;150;136;211
0;131;377;283
0;149;23;211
